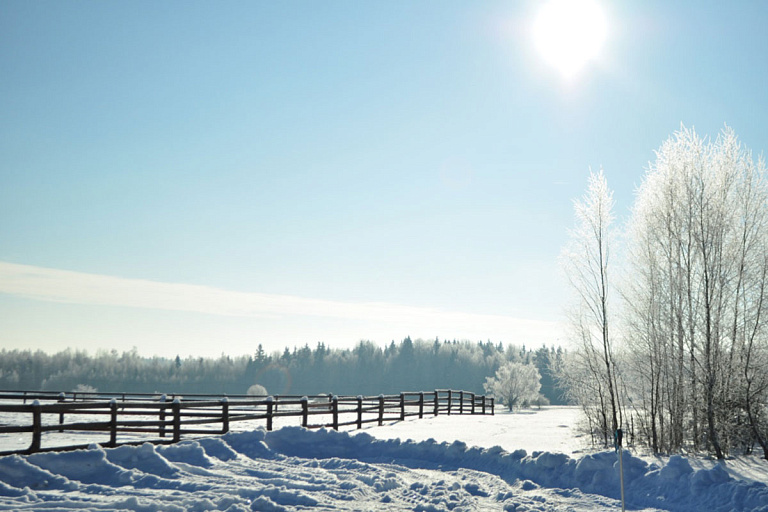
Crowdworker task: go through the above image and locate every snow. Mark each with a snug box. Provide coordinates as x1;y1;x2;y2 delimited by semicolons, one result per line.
0;406;766;511
361;406;588;455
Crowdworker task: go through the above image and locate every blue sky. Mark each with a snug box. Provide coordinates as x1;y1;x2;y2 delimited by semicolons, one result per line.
2;1;767;358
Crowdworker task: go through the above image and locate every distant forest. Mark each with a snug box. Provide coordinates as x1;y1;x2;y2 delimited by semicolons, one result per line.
0;338;567;405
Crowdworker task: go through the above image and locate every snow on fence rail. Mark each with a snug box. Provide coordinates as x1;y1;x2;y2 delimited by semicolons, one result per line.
0;389;493;455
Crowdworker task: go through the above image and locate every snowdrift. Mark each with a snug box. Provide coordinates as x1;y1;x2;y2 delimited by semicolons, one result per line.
0;426;765;511
264;427;768;511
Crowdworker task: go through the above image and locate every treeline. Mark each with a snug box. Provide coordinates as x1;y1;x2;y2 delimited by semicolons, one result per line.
0;338;567;404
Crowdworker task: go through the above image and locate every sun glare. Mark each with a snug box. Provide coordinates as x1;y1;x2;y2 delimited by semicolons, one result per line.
533;0;607;80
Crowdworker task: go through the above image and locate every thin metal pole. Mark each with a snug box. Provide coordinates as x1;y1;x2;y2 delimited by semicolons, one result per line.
619;447;625;511
616;428;625;512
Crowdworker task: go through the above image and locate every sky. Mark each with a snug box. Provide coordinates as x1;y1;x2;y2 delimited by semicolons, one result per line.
1;1;767;358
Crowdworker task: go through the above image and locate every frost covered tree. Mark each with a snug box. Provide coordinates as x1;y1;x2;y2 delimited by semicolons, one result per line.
247;384;268;396
560;169;623;446
624;125;768;458
484;362;541;412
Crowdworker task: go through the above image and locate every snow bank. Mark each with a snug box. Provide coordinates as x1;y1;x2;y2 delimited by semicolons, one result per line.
0;425;765;511
257;427;768;511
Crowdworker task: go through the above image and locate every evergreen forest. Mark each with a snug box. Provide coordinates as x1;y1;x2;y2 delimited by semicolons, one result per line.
0;338;567;404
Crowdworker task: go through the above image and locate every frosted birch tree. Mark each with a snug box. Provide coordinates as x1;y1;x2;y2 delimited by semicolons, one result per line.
623;128;708;453
624;125;768;458
561;169;622;446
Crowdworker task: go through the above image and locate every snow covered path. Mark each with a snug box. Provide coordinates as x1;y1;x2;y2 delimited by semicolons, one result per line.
0;407;766;511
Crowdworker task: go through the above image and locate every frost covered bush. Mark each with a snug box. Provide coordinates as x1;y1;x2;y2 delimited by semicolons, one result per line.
247;384;268;396
484;362;541;411
72;384;97;394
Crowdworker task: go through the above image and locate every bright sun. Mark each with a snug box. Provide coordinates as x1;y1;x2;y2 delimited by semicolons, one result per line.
533;0;607;79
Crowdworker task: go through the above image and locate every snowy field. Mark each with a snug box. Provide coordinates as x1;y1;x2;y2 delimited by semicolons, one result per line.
0;406;767;511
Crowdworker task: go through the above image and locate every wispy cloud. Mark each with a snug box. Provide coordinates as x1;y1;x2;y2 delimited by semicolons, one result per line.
0;261;560;344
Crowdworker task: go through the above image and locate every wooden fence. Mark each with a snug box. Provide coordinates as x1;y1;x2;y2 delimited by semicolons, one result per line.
0;389;493;456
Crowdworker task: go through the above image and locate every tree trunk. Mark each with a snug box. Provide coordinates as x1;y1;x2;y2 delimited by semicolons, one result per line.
704;289;724;460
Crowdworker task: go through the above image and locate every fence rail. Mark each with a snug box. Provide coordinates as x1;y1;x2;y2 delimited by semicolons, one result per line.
0;389;493;456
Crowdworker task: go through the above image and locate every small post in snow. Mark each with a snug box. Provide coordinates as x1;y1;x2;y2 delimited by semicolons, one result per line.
172;398;181;443
58;392;66;432
109;399;118;447
356;396;363;429
331;395;339;431
220;397;229;434
265;396;274;431
615;428;625;512
301;397;309;428
158;394;167;438
29;400;42;453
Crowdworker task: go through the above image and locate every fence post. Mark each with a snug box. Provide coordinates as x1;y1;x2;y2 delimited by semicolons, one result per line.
459;391;464;414
356;396;363;429
418;392;424;419
109;399;118;447
220;397;229;434
158;394;167;438
266;396;274;431
491;397;495;415
58;392;66;432
399;393;405;421
331;395;339;431
447;390;452;415
482;395;486;415
172;399;181;443
433;390;439;416
301;397;308;428
29;400;41;453
378;395;384;426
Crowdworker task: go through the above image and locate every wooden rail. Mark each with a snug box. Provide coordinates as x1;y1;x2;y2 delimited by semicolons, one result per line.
0;389;493;455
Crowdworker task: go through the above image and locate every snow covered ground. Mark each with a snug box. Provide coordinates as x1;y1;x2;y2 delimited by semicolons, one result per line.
360;406;589;456
0;406;767;511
